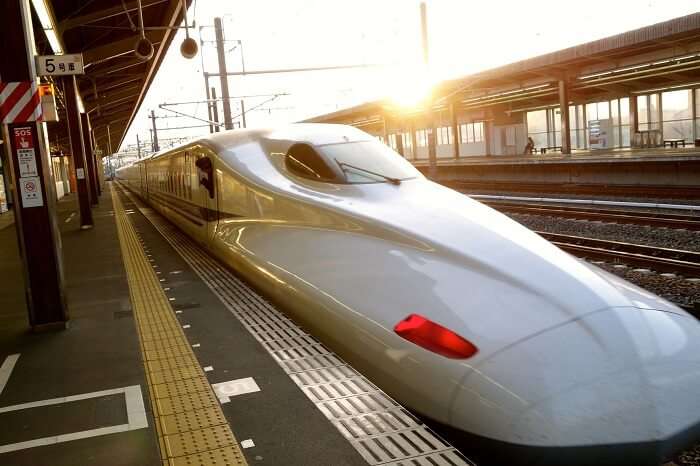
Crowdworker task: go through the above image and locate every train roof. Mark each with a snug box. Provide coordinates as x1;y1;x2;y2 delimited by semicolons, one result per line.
117;123;374;170
203;123;374;152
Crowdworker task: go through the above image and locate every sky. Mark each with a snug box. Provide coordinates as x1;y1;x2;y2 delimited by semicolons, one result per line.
118;0;700;153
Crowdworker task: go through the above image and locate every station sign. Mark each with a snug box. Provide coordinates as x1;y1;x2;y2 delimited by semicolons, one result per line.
35;54;84;76
12;126;44;208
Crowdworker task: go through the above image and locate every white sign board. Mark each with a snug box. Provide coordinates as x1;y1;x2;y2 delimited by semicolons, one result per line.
17;148;38;177
589;118;613;150
35;54;84;76
19;176;44;208
76;168;85;179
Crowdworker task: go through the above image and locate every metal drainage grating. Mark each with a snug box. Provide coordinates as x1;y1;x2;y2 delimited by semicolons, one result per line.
131;192;473;466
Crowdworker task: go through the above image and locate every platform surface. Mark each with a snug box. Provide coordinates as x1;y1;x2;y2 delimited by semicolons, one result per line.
0;184;471;466
0;190;160;466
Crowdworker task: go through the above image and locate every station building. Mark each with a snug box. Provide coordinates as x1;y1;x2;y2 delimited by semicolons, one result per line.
307;13;700;163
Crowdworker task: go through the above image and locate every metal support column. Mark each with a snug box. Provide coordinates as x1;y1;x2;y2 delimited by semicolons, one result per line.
211;87;221;132
64;76;93;226
240;99;247;129
80;113;98;203
558;80;571;155
450;102;460;159
89;124;101;196
214;17;233;130
150;110;160;152
204;73;214;134
106;124;113;180
0;0;68;328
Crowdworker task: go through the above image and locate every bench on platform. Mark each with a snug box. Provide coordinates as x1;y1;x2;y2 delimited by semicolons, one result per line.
664;138;686;148
539;146;562;154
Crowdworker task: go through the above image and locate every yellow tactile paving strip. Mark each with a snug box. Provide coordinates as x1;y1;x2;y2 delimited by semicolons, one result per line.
110;184;247;466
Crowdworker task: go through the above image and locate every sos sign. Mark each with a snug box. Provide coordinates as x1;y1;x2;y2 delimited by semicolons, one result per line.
13;126;34;150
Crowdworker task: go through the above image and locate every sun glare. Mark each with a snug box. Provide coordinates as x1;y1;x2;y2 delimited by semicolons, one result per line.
382;65;439;110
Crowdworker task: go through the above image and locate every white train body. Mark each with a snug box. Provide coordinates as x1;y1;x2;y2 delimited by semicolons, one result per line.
117;124;700;465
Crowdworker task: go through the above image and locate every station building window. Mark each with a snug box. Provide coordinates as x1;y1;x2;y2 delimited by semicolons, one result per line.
587;98;630;148
528;98;632;151
660;89;694;142
436;126;452;145
387;134;398;151
637;93;661;132
527;109;554;148
459;122;484;144
415;129;428;148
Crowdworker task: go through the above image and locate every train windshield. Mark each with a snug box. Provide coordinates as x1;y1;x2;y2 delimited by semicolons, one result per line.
317;140;421;184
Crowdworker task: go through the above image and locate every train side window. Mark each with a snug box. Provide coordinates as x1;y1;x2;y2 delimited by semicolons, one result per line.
195;156;215;199
285;143;338;182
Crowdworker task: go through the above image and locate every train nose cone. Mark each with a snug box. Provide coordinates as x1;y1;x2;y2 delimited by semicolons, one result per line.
450;307;700;465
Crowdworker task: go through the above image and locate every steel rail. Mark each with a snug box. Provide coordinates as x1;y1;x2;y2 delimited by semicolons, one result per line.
538;231;700;276
491;202;700;230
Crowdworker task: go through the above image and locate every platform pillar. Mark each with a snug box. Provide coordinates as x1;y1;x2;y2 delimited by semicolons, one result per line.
558;79;571;155
450;101;460;159
395;128;404;157
63;76;94;228
0;0;68;328
410;120;418;160
629;94;641;147
427;114;437;178
81;113;99;203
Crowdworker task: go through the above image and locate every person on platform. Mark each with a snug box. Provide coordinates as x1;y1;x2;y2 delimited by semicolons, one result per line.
524;136;535;155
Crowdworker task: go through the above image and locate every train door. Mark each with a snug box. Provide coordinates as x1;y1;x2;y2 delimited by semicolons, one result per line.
193;148;218;244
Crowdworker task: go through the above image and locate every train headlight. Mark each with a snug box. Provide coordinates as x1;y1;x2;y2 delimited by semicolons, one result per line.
394;314;478;359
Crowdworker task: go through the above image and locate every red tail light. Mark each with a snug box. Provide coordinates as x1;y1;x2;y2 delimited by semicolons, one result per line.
394;314;478;359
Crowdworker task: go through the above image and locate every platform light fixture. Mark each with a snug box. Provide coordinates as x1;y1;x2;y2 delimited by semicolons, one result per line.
31;0;63;54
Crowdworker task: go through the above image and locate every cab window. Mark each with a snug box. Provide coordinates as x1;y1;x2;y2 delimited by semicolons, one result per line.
284;139;421;184
285;143;339;182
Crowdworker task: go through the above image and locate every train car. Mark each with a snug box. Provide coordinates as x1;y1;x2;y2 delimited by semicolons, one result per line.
116;123;700;465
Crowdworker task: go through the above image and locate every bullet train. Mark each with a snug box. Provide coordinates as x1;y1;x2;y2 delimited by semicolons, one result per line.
117;124;700;465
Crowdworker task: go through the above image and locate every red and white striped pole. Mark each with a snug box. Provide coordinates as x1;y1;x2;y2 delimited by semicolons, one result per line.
0;0;68;329
0;81;42;124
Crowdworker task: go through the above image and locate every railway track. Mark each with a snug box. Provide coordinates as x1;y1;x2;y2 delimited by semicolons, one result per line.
490;201;700;231
539;231;700;277
447;181;700;200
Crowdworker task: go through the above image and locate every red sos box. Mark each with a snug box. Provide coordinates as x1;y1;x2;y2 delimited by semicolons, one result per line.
13;126;34;150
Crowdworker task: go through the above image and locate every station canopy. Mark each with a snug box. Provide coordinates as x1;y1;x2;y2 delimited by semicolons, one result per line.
32;0;190;154
307;12;700;125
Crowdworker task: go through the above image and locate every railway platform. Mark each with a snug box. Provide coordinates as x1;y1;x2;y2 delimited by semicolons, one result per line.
413;146;700;167
0;184;472;466
415;147;700;199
